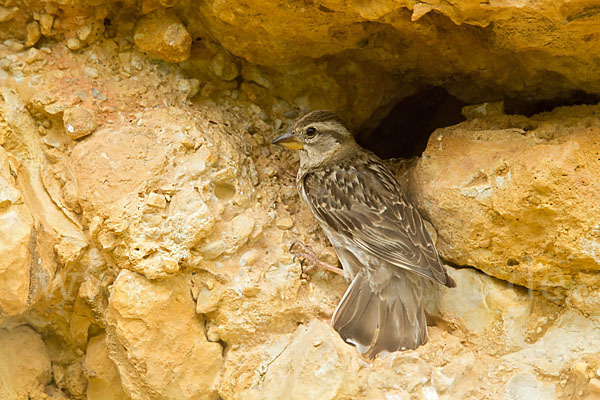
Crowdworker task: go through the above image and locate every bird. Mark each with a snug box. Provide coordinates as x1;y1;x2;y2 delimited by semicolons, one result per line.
272;110;456;358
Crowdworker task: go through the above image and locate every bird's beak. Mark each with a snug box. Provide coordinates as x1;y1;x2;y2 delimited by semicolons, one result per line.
272;131;304;150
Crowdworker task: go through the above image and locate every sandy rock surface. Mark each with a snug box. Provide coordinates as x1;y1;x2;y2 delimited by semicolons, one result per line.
411;109;600;293
0;1;600;400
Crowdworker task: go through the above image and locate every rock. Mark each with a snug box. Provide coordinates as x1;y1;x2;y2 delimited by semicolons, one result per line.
276;216;294;230
133;9;192;63
0;6;19;22
91;88;106;101
431;350;475;393
76;24;93;41
410;109;600;291
225;213;255;252
589;378;600;395
243;320;363;400
131;252;180;280
503;309;600;377
105;270;223;400
0;192;35;316
198;240;227;260
0;175;20;207
146;191;167;208
504;372;556;400
84;67;99;79
177;78;200;98
54;236;88;270
165;186;215;248
63;106;97;139
25;21;41;47
84;333;129;400
427;267;533;353
242;64;272;88
39;13;54;36
0;326;51;400
210;51;239;81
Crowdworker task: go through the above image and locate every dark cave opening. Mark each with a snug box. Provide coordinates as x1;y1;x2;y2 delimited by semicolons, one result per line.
357;86;600;160
503;90;600;116
356;87;467;160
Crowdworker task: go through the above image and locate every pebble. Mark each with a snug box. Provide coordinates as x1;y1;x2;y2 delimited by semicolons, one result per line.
76;24;93;41
242;64;271;88
210;51;239;81
177;78;200;98
283;110;299;118
25;21;41;47
63;106;97;139
240;250;259;266
67;38;82;51
146;192;167;208
133;9;192;63
39;13;54;36
84;67;98;78
231;215;255;242
0;6;19;22
589;378;600;394
24;48;42;64
3;39;23;52
242;285;260;297
42;136;61;148
276;217;294;230
573;361;588;380
263;166;276;178
199;240;226;260
91;87;107;101
273;119;282;130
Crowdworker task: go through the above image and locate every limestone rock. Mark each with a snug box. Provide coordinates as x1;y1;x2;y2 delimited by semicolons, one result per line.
0;326;51;400
134;9;192;63
84;333;129;400
25;21;41;47
504;372;556;400
63;106;97;139
0;145;58;317
410;107;600;291
503;309;600;377
427;267;533;353
105;270;223;400
246;320;363;400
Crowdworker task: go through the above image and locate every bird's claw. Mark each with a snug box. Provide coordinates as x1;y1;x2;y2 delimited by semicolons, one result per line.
288;241;343;278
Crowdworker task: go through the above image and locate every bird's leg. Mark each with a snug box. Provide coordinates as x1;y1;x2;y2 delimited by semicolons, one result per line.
289;241;344;277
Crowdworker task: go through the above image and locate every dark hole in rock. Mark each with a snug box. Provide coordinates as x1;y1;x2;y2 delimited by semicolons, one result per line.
504;90;600;116
214;183;236;200
356;87;467;160
356;86;600;160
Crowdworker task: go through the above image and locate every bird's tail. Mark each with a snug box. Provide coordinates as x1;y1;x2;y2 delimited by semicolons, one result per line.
331;269;427;358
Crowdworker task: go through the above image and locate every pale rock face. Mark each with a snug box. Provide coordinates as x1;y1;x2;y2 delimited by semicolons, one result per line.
411;109;600;292
84;333;129;400
105;270;223;400
0;326;52;399
134;9;192;63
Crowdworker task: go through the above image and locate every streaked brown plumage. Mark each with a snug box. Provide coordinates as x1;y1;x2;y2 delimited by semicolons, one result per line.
273;110;456;358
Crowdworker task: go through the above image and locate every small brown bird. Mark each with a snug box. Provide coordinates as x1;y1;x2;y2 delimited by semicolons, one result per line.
273;110;456;358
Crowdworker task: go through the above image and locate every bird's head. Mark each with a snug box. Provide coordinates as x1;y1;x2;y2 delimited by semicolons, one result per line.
272;110;355;169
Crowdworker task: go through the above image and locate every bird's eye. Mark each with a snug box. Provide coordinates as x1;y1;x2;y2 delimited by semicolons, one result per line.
306;127;317;137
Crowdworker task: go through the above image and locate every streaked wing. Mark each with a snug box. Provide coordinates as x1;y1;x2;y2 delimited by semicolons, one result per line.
300;154;449;285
